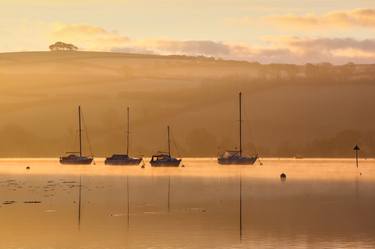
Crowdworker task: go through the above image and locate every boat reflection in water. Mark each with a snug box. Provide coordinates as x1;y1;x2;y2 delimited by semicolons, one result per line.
150;126;181;167
105;107;142;166
60;106;93;165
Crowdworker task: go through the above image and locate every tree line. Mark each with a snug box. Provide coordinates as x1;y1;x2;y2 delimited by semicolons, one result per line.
49;41;78;51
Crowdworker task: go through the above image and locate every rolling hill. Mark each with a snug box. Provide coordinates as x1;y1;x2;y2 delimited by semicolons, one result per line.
0;51;375;157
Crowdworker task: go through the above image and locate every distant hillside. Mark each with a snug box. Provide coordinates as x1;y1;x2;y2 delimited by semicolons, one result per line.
0;51;375;157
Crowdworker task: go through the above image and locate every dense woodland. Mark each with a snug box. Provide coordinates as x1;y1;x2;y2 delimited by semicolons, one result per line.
0;51;374;157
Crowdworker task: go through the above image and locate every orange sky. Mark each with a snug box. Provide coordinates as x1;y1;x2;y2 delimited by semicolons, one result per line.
1;0;375;64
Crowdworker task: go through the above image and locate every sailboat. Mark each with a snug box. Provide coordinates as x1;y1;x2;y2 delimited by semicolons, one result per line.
105;107;142;166
150;126;181;167
60;106;94;165
218;92;258;165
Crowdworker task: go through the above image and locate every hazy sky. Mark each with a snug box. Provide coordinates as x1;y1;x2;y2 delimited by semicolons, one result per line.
1;0;375;64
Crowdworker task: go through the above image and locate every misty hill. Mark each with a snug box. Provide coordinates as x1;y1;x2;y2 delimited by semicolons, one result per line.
0;51;375;158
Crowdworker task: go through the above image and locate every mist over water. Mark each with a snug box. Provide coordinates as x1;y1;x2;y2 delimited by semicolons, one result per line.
0;158;374;249
1;52;375;158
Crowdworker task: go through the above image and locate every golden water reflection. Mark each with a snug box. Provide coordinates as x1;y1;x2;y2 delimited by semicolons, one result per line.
0;158;374;249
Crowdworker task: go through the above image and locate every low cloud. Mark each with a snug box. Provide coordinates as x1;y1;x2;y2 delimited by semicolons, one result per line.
49;23;375;64
131;37;375;64
286;37;375;52
151;40;231;56
266;8;375;29
51;23;130;50
110;39;233;57
262;36;375;63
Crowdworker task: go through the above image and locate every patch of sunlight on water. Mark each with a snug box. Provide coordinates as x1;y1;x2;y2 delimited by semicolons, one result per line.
0;158;374;249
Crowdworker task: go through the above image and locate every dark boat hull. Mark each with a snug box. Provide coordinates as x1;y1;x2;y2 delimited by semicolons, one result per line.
150;159;181;167
60;156;93;165
105;158;142;166
218;156;257;165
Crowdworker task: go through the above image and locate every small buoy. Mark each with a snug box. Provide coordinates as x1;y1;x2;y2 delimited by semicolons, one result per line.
26;166;30;170
280;173;287;181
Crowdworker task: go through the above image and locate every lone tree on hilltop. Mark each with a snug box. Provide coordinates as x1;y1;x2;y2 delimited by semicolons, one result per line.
49;41;78;51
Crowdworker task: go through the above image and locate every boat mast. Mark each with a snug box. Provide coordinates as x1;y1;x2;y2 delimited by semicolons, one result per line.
78;105;82;157
239;92;242;157
167;126;171;157
126;107;130;155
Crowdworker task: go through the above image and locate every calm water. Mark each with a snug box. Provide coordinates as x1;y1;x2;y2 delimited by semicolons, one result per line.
0;158;374;249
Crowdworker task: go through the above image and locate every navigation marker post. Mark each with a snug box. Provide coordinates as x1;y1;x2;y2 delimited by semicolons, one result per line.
353;144;360;168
